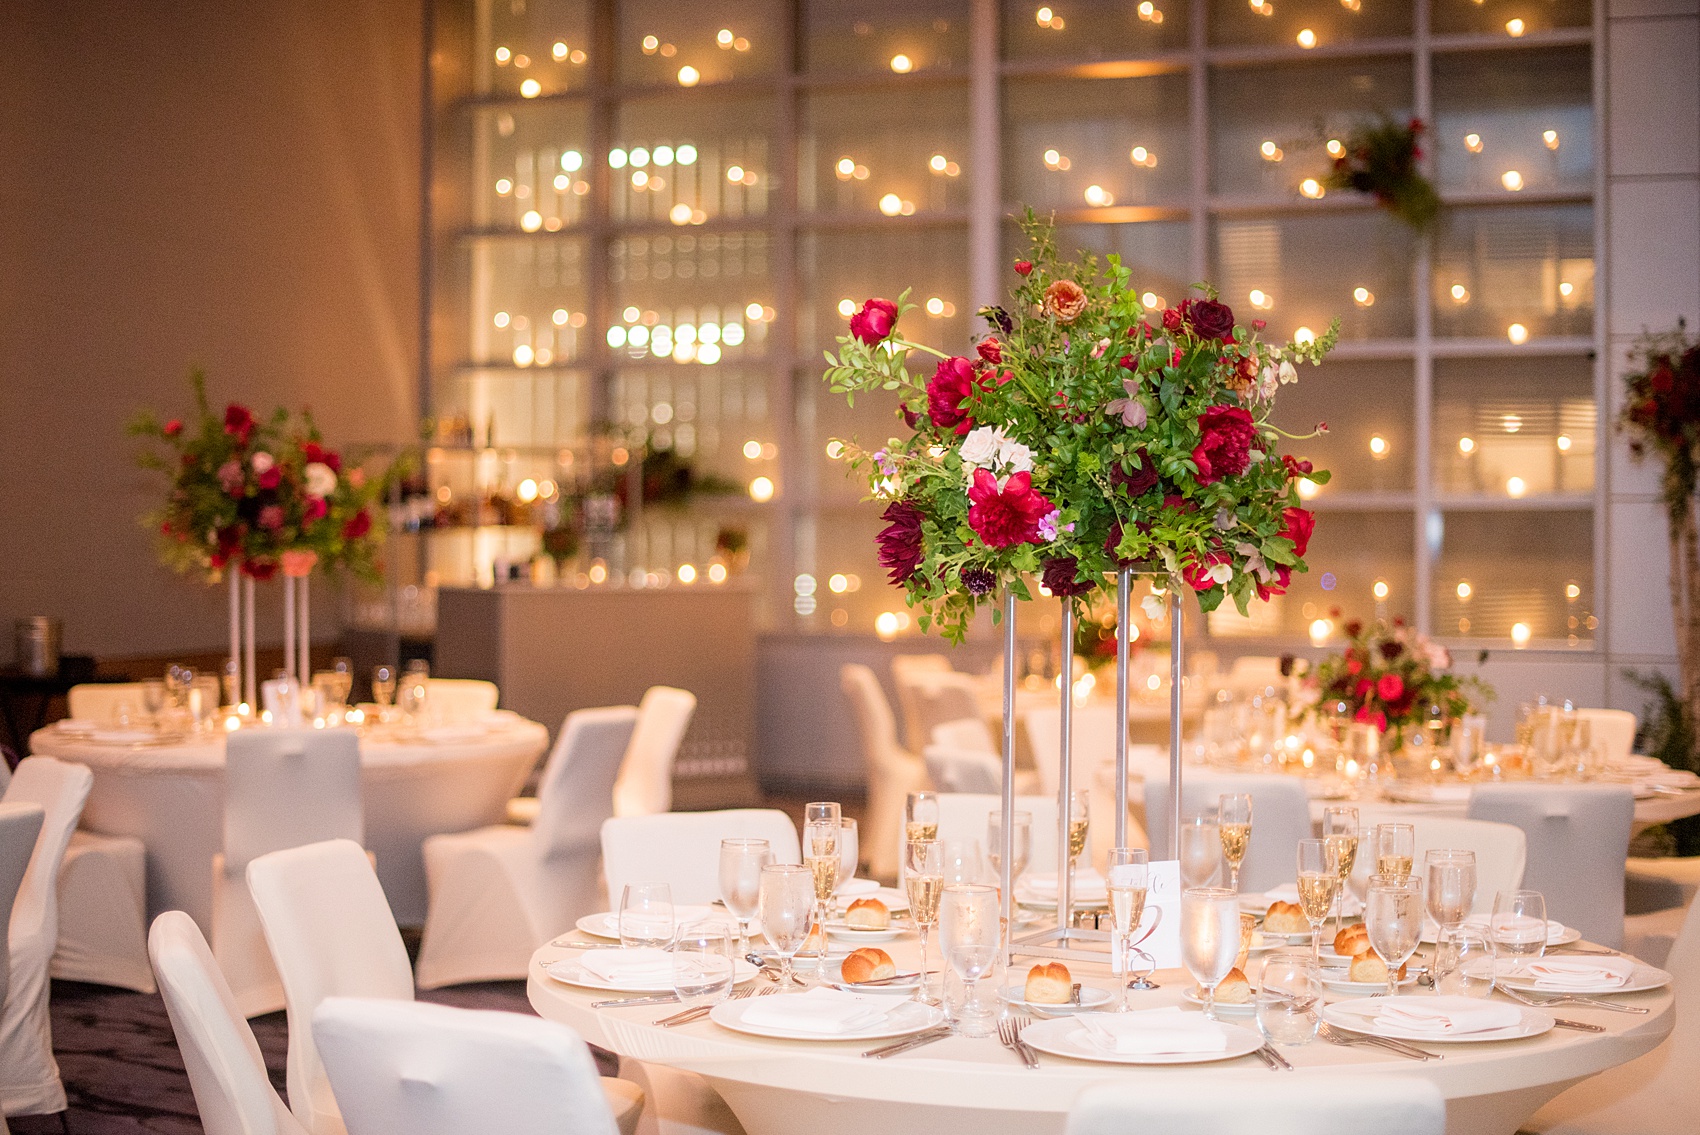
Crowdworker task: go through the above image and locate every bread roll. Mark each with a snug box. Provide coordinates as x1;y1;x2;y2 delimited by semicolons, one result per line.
1347;952;1407;983
1333;923;1370;956
1213;967;1254;1004
840;947;897;983
1024;961;1073;1004
845;897;891;930
1263;901;1308;934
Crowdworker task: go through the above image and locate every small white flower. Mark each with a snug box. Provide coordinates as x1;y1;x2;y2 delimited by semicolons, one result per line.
304;461;338;498
1278;359;1299;384
251;452;275;474
997;437;1033;475
1207;562;1233;586
1141;594;1166;621
958;425;1003;468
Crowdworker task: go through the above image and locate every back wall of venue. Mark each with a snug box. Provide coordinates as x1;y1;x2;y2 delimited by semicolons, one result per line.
0;0;423;661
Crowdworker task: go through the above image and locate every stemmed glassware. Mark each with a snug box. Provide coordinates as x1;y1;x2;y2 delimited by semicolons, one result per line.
618;883;674;949
1218;794;1252;892
140;680;166;726
905;791;940;844
986;810;1031;891
1424;849;1477;956
1321;805;1360;938
939;884;1001;1037
718;838;772;959
1181;887;1241;1021
1365;873;1424;997
1374;823;1416;877
1295;839;1338;963
398;662;430;725
837;818;860;889
940;838;984;886
1178;813;1222;888
371;665;397;720
1257;952;1322;1046
1491;889;1549;962
1065;789;1090;901
905;839;943;1005
758;864;816;989
1106;848;1150;1009
803;802;841;983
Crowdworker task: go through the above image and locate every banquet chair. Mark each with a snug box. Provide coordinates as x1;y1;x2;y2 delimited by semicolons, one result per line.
65;681;147;724
904;792;1060;878
246;839;415;1135
0;804;44;1135
0;757;92;1119
890;654;954;753
897;671;983;757
148;911;310;1135
841;664;931;879
1405;817;1526;916
1575;707;1637;766
611;686;697;818
922;743;1003;795
602;809;800;905
424;678;499;722
1144;771;1310;894
51;826;154;993
932;716;996;753
1524;892;1700;1133
415;706;639;988
1024;703;1120;798
313;997;641;1135
213;730;363;1017
1467;783;1634;948
1066;1075;1446;1135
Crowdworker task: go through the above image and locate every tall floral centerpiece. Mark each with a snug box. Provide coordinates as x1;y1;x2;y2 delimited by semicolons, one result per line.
1297;617;1488;753
131;370;382;707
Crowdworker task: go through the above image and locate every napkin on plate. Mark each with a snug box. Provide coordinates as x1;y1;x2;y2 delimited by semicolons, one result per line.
1021;869;1107;902
1076;1008;1230;1055
1462;915;1566;945
738;988;896;1035
835;876;880;898
573;947;676;986
1373;996;1522;1035
1522;956;1637;990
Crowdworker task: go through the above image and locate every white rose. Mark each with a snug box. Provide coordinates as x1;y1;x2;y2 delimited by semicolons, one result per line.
958;425;1003;468
997;438;1033;475
1207;562;1233;585
304;461;338;498
251;452;275;474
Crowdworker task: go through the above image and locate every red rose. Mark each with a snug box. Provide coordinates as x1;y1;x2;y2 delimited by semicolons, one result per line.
967;469;1051;548
1279;506;1315;558
224;404;256;445
163;419;183;437
1181;551;1230;591
976;337;1003;364
1346;658;1363;676
926;355;978;435
1041;556;1096;598
876;500;925;585
1161;308;1184;332
257;505;285;531
1014;260;1033;276
1354;706;1388;732
1377;673;1404;701
303;496;329;522
849;298;898;345
1182;298;1236;342
342;509;372;540
1281;455;1313;479
1355;678;1374;701
241;558;278;581
302;441;342;473
1255;564;1291;601
257;465;282;491
1118;354;1136;369
1191;404;1257;485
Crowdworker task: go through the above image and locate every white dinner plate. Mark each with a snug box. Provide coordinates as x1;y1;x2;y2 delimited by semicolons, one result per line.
87;728;164;745
1320;970;1420;995
1421;920;1580;947
1322;997;1554;1043
823;923;904;943
829;960;920;994
1496;961;1671;996
709;994;945;1041
1180;989;1256;1018
1020;1015;1265;1065
873;886;910;912
575;905;721;941
1000;984;1115;1013
836;877;880;898
543;956;759;994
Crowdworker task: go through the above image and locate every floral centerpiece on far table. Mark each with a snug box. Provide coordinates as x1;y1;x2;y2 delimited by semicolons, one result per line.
824;213;1338;640
1297;616;1489;744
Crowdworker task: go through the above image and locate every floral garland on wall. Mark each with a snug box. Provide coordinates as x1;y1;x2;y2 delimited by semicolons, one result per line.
824;214;1338;641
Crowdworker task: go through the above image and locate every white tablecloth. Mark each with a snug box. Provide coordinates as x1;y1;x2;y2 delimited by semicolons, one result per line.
29;717;547;927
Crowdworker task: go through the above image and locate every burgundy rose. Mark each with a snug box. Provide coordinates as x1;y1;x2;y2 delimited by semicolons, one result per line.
984;306;1014;334
1191;404;1257;485
163;418;183;437
1110;448;1159;499
1379;639;1404;661
1279;506;1315;558
1161;308;1184;333
967;469;1051;548
1041;556;1096;598
342;509;372;541
977;337;1004;365
1344;619;1364;638
224;404;256;445
901;403;921;430
1104;520;1138;566
849;298;899;345
241;558;278;581
961;566;996;596
257;504;285;531
876;500;925;586
1182;298;1236;342
302;441;342;473
926;355;978;435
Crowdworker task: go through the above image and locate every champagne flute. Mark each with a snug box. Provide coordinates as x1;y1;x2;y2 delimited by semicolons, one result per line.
618;883;674;949
906;839;944;1005
1365;873;1424;997
1425;849;1477;970
1217;794;1252;892
837;818;860;891
1295;838;1337;964
1181;886;1241;1021
758;864;815;989
940;837;984;886
673;921;736;1011
905;791;940;844
986;809;1031;891
1066;789;1090;906
804;802;841;983
718;837;772;959
1491;889;1548;962
1106;848;1150;1010
371;665;397;718
1321;805;1359;938
1374;823;1416;877
939;884;1001;1037
1178;813;1222;888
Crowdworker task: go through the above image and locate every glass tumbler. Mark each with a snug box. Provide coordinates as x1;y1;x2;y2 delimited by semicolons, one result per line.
1256;951;1322;1046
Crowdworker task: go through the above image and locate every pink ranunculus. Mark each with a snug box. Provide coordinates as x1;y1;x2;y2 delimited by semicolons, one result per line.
302;496;328;522
1377;673;1405;702
966;469;1051;549
926;355;978;435
217;459;245;496
849;298;898;345
281;549;318;578
257;505;285;531
1191;404;1257;485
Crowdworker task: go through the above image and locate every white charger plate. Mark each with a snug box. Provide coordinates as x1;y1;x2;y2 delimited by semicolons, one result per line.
873;886;911;912
1320;970;1420;995
1000;983;1114;1013
1180;989;1256;1018
824;923;905;943
575;905;720;940
836;877;880;898
543;955;759;994
709;994;944;1041
1322;996;1553;1043
1020;1015;1264;1065
1421;920;1580;947
1496;961;1670;996
829;959;921;994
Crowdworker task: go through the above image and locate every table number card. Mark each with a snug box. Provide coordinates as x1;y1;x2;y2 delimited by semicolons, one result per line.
1109;859;1183;971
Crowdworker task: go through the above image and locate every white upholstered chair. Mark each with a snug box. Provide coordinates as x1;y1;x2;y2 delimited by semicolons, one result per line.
889;654;951;752
1223;655;1286;695
51;827;153;993
927;792;1060;877
148;911;310;1135
0;803;43;1135
601;809;800;906
424;678;499;722
313;997;641;1135
1467;783;1634;947
1406;817;1527;916
65;682;147;723
1066;1075;1445;1135
1023;703;1120;798
922;743;1003;795
213;730;363;1017
841;664;930;880
899;671;984;758
246;839;416;1135
0;757;91;1119
415;706;639;988
1575;707;1637;766
611;687;697;818
1144;771;1311;894
931;717;996;753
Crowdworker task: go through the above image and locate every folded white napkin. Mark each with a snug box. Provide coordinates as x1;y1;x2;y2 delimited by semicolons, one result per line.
1522;956;1637;990
1374;996;1522;1035
1464;915;1566;945
574;947;675;986
1263;884;1300;904
738;988;895;1035
1022;870;1107;901
835;876;880;897
1076;1007;1230;1055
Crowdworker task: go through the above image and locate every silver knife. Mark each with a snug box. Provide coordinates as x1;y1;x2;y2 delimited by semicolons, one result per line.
1554;1018;1606;1032
591;993;680;1008
862;1026;953;1059
551;939;625;950
1259;1044;1294;1070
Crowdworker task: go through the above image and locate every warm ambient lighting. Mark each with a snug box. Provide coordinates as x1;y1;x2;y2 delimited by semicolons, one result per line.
743;439;763;459
1556;434;1572;452
717;28;735;47
1141;291;1163;309
1296;28;1317;48
707;562;728;583
1084;184;1114;206
1544;129;1560;150
520;210;543;232
1293;326;1316;344
516;479;539;503
1559;281;1574;298
879;193;903;216
1464;133;1484;154
1506;476;1528;498
748;476;775;502
1457;581;1473;600
1451;284;1471;303
875;612;901;640
1506;18;1526;36
1249;289;1273;310
925;297;946;315
1459;436;1476;454
1353;287;1374;307
1501;170;1524;191
1508;323;1530;345
1566;583;1582;600
512;343;534;366
1368;435;1388;458
1129;145;1155;167
1297;477;1320;500
1373;580;1390;600
677;563;698;584
889;54;913;73
1299;178;1325;199
1260;141;1283;162
677;66;699;86
520;78;541;98
1309;619;1333;646
1511;622;1532;647
828;574;849;594
669;203;693;225
1326;138;1345;158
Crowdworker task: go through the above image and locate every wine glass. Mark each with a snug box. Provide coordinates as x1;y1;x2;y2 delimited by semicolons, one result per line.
803;802;841;983
1106;848;1150;1010
371;665;397;717
164;664;193;710
398;668;429;725
985;809;1031;891
757;864;815;989
1374;823;1416;877
939;884;1001;1037
1178;813;1222;888
1066;789;1090;904
1181;886;1241;1021
1321;805;1359;938
718;838;772;959
1365;873;1424;998
837;818;860;890
618;882;674;949
1217;794;1252;892
1295;838;1337;963
1424;849;1476;957
673;920;736;1011
905;839;944;1005
1437;928;1497;998
940;837;984;886
1490;889;1549;962
140;680;166;725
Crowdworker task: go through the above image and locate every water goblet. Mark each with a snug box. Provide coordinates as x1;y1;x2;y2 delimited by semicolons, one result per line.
986;809;1031;892
939;884;1000;1037
1436;928;1496;998
1257;951;1322;1046
673;921;737;1011
1365;873;1424;997
618;882;674;950
371;665;397;717
1490;889;1549;962
1178;813;1222;888
837;818;860;891
718;837;771;959
1181;886;1240;1020
1424;849;1476;955
758;864;816;989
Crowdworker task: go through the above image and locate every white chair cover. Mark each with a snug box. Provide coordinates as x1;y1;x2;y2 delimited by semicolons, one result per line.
0;805;46;1018
1575;708;1637;766
611;687;697;818
897;671;982;758
602;809;800;906
247;839;415;1135
925;792;1060;876
1467;783;1634;947
1023;703;1121;797
890;653;953;753
1143;771;1310;894
841;664;930;879
1066;1075;1445;1135
1525;892;1700;1133
1223;655;1286;694
51;828;154;992
930;717;995;753
313;997;641;1135
922;744;1002;795
1404;817;1526;916
213;730;363;1018
65;682;147;724
148;911;309;1135
425;679;499;722
0;757;92;1117
415;706;639;989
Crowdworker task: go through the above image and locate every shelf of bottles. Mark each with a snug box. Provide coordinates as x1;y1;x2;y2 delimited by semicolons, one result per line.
428;0;1600;648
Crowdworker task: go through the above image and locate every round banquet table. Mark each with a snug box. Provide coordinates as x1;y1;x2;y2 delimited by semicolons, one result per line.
528;933;1672;1135
29;716;548;927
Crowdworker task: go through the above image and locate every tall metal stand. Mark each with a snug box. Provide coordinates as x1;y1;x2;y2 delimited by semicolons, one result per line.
997;589;1017;957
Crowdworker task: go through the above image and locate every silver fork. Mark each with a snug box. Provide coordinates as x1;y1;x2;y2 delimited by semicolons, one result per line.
1497;985;1648;1015
1319;1023;1439;1061
657;982;775;1027
997;1015;1039;1068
